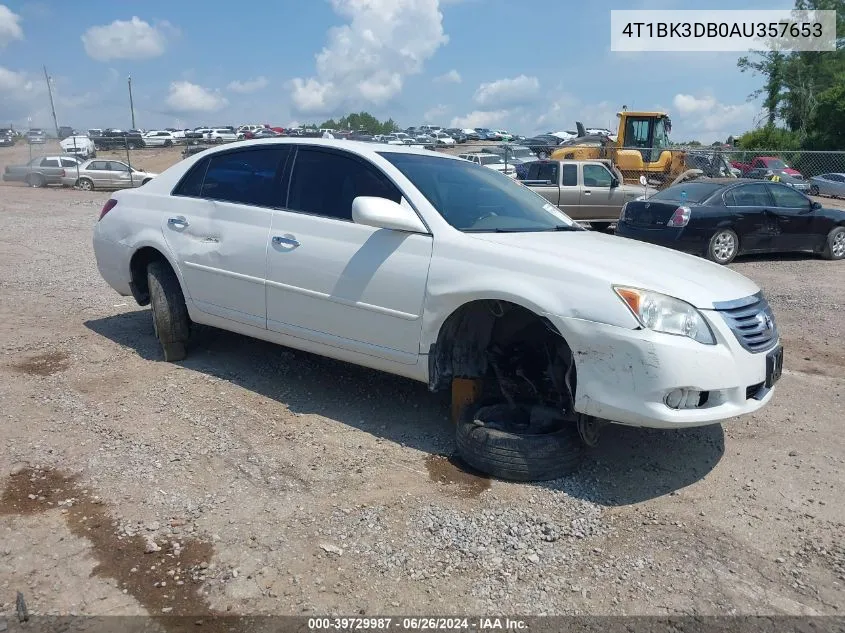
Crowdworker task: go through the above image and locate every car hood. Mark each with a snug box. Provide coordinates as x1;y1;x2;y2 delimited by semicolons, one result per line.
467;230;759;309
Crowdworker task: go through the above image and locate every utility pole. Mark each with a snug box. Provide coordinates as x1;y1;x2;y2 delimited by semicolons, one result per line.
128;75;136;130
43;65;60;139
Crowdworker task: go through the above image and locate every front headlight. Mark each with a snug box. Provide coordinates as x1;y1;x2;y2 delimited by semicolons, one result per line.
613;286;716;345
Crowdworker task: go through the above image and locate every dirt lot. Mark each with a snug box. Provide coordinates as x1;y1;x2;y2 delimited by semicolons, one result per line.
0;141;844;623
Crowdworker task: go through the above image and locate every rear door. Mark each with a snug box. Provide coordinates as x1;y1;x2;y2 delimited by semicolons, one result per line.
162;145;291;328
765;182;819;252
723;183;775;252
556;163;579;213
86;160;110;187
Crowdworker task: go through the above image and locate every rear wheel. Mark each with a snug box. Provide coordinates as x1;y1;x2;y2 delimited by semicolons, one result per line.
591;222;613;233
147;261;190;362
707;228;739;265
810;184;820;196
822;226;845;260
164;139;173;147
26;173;46;188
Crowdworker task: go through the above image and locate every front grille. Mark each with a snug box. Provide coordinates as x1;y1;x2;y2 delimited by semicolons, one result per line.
713;292;779;353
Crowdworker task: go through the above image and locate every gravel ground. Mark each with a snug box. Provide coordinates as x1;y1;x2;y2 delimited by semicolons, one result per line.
0;142;843;622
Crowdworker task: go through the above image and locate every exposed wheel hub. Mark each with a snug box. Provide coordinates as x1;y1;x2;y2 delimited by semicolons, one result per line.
576;414;605;447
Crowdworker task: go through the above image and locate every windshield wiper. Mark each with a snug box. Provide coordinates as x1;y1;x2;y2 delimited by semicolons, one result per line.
539;225;582;231
463;225;581;233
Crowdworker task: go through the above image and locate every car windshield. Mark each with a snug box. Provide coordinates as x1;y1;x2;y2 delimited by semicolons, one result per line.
649;182;723;203
479;155;505;165
767;159;788;169
380;152;582;232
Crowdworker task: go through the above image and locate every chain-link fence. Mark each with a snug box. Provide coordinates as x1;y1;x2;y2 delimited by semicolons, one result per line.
430;142;845;195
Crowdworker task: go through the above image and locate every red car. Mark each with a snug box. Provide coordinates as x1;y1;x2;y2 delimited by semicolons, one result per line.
731;156;802;177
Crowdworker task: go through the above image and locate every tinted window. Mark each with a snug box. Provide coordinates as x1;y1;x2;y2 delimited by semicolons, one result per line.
61;158;78;167
582;164;612;187
287;148;401;221
725;184;773;207
201;148;288;207
530;162;558;184
768;184;809;208
89;161;108;170
108;162;129;171
381;152;581;233
41;158;59;167
828;174;844;182
561;164;577;186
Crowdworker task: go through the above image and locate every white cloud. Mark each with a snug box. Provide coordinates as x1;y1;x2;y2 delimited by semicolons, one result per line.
672;93;757;139
473;75;540;108
673;94;718;115
0;4;23;48
289;0;449;115
424;104;448;122
81;17;173;61
227;76;269;94
449;109;510;129
166;81;228;113
434;69;461;84
0;65;40;98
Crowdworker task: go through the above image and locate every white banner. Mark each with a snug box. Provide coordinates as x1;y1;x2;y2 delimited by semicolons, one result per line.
610;10;837;52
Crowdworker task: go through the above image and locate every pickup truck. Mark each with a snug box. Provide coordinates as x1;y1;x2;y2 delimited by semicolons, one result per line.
2;155;82;187
731;156;801;177
519;159;652;230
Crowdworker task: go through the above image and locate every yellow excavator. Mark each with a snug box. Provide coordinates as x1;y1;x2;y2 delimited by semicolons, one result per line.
550;109;720;188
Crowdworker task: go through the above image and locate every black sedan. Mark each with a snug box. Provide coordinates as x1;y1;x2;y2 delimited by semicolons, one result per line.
615;179;845;264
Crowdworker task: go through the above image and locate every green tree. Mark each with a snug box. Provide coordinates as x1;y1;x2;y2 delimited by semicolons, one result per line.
318;112;399;135
736;126;801;151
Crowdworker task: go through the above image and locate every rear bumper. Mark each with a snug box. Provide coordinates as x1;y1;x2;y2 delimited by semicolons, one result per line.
548;313;777;429
615;223;708;256
92;233;133;296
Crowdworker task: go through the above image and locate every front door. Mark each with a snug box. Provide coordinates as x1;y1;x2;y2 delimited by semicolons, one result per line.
723;183;774;252
765;182;819;252
265;146;433;364
579;163;627;221
160;145;291;328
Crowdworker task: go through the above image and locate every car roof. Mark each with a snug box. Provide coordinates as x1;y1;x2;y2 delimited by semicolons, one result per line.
176;137;461;162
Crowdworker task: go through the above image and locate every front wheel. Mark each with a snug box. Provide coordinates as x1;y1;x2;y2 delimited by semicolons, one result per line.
822;226;845;260
455;401;584;481
164;140;173;147
77;178;94;191
591;222;613;233
707;228;739;265
147;261;190;362
810;184;820;196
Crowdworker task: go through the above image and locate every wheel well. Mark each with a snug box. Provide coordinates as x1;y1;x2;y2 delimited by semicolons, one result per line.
129;247;170;306
428;300;577;411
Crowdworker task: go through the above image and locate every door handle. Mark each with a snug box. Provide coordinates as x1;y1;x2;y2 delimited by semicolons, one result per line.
584;190;591;195
272;236;300;247
168;216;188;228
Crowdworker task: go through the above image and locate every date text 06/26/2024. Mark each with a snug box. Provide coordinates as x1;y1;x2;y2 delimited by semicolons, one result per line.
307;617;528;630
610;9;837;52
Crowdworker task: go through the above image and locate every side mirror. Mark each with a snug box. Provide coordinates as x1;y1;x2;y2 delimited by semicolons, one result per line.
811;201;822;210
351;196;428;233
610;176;619;188
639;175;648;186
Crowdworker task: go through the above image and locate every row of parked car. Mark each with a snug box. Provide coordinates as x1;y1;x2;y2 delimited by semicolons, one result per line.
2;154;157;190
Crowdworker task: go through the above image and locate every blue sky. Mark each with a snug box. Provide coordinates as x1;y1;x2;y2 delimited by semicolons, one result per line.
0;0;791;142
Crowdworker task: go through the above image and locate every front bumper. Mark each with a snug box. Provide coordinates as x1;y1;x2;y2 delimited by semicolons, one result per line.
549;312;778;429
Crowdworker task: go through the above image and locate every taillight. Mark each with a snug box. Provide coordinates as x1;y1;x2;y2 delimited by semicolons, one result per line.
667;206;691;227
99;199;117;221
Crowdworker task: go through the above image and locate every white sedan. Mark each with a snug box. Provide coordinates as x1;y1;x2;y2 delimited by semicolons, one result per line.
458;152;517;177
433;132;456;146
92;138;781;479
143;130;180;147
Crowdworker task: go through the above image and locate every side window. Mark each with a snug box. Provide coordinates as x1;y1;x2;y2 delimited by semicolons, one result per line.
41;158;60;167
61;158;78;167
768;184;809;208
583;164;612;187
726;184;773;206
561;164;577;186
830;174;844;182
201;147;289;207
534;163;558;184
287;148;401;221
173;157;210;197
108;162;129;171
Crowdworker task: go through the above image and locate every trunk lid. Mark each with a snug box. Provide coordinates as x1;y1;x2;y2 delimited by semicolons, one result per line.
623;200;686;227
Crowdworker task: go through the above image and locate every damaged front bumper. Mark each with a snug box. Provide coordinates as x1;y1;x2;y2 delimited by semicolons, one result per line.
548;312;776;429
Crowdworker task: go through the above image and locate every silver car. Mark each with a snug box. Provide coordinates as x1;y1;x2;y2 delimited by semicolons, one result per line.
809;172;845;197
60;159;158;191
